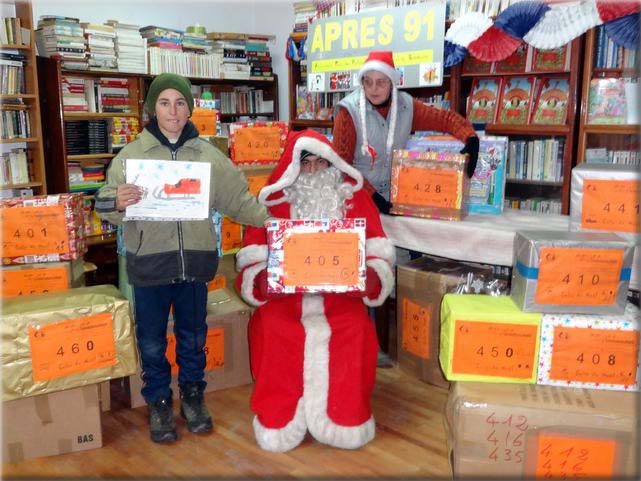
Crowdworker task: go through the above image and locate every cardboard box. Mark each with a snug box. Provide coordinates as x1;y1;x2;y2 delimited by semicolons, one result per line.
2;384;102;462
265;218;366;294
1;194;87;266
570;163;640;244
241;164;274;198
396;255;508;388
511;230;634;314
126;288;252;408
445;382;639;479
1;285;138;401
213;212;244;256
440;294;541;383
0;257;85;298
537;302;640;391
390;149;467;221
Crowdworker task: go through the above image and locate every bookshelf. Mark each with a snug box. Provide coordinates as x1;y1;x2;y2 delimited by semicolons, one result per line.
1;0;46;195
576;27;640;166
458;37;583;215
286;32;460;132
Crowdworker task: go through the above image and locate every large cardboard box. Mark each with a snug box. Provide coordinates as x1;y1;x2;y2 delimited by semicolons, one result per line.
0;257;85;298
511;230;634;314
445;382;639;479
537;302;640;391
440;294;541;383
396;256;508;388
2;384;102;462
1;194;87;265
126;288;252;408
1;285;138;401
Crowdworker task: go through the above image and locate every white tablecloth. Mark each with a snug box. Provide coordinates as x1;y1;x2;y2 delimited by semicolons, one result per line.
381;209;638;289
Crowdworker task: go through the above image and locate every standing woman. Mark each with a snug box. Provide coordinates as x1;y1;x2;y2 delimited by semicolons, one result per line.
332;51;479;214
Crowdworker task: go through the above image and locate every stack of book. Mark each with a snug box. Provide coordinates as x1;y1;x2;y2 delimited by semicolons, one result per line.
68;161;106;193
97;77;130;113
0;51;25;95
111;116;140;152
64;119;108;155
139;25;182;51
208;33;249;80
292;1;315;34
61;75;89;112
1;110;30;139
246;35;273;80
181;28;212;54
81;23;117;71
105;20;147;74
35;15;87;71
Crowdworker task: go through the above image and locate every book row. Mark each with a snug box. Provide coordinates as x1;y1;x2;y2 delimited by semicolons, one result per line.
0;148;31;186
0;109;32;140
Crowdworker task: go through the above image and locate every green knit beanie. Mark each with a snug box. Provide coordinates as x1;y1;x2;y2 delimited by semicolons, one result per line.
145;73;194;115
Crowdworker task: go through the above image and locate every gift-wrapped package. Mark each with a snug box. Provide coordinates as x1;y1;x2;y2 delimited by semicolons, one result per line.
397;255;509;388
445;381;639;479
570;163;640;244
511;231;634;314
405;135;508;214
390;149;467;220
1;257;85;298
1;194;87;265
537;302;640;391
1;284;137;401
440;294;541;383
266;218;366;294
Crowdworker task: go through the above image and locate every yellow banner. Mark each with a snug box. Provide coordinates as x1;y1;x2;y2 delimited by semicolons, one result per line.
312;50;433;73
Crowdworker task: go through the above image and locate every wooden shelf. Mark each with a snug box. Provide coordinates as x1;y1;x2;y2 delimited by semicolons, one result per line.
582;124;640;135
1;136;41;143
86;231;117;246
0;93;37;100
484;124;570;136
67;153;116;161
0;43;30;50
461;71;570;78
289;119;333;129
63;112;138;120
219;112;275;119
506;179;563;187
0;181;43;189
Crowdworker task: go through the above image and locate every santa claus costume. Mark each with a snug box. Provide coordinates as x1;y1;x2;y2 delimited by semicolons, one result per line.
235;129;395;452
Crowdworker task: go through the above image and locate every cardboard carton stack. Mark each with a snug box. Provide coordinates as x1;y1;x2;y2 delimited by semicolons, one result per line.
440;163;639;478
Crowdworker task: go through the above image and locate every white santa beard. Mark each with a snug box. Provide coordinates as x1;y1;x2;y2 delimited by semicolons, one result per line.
284;167;354;219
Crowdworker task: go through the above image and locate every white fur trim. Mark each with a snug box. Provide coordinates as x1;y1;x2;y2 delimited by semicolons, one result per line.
386;87;398;156
358;60;398;84
366;237;396;266
300;294;376;449
363;258;394;307
239;262;267;307
259;137;364;205
358;86;398;161
252;398;308;452
236;244;268;271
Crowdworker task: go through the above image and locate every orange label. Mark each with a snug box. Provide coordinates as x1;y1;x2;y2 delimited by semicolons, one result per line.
1;267;69;298
166;327;224;374
28;313;116;382
451;320;538;379
247;174;270;196
221;217;243;252
191;108;217;135
1;205;69;257
283;232;360;287
582;179;640;233
207;274;226;292
535;434;616;479
401;298;431;359
393;165;459;208
535;247;623;305
234;126;281;162
549;326;639;385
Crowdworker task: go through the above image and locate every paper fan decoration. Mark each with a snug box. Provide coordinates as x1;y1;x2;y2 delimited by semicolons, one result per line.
596;0;641;23
444;40;468;67
523;0;601;49
604;12;640;49
494;0;550;39
468;25;523;61
445;12;493;48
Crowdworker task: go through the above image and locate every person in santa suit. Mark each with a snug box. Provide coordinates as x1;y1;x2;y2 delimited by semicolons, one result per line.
235;129;395;452
333;50;479;214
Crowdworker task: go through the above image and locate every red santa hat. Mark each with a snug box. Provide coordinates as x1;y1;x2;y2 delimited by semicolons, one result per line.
357;51;399;160
258;129;364;216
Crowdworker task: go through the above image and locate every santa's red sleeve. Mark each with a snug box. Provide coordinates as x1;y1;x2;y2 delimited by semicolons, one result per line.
235;225;269;307
351;189;396;306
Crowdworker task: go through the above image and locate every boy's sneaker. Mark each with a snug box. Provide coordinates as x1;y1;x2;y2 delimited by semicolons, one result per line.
180;384;213;433
149;397;177;443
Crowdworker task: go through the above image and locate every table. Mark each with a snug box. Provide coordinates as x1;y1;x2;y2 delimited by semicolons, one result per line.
381;210;638;290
